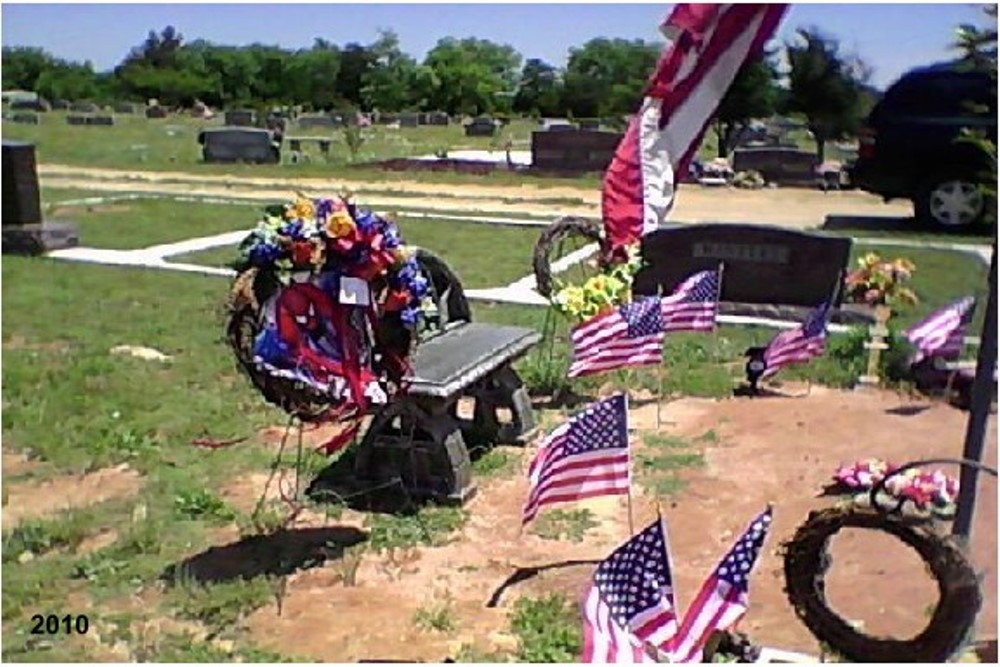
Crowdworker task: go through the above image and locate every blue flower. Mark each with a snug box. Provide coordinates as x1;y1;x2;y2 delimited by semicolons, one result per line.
280;220;305;240
354;209;379;236
249;242;282;265
409;274;429;299
400;306;422;327
383;225;401;250
315;198;334;222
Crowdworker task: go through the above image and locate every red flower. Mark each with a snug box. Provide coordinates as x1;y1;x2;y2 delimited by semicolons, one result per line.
383;289;411;312
290;241;314;265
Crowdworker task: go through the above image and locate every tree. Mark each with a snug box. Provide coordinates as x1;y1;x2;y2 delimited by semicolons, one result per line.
954;4;997;222
423;37;521;115
34;59;102;102
360;29;419;111
336;43;376;108
284;40;341;110
513;58;563;117
785;28;868;161
712;53;780;157
115;26;215;106
562;38;660;118
1;46;55;91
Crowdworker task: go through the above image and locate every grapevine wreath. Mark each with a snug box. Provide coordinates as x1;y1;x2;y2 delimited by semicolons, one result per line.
782;504;980;662
226;193;434;453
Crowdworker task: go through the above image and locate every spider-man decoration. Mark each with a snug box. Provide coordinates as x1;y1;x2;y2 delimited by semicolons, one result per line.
253;278;380;416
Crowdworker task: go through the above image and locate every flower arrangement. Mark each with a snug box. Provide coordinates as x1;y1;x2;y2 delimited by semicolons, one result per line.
832;458;959;513
843;252;919;309
550;244;643;322
236;192;429;327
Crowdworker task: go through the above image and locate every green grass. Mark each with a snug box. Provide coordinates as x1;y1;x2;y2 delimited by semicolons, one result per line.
412;597;456;633
637;433;707;499
470;447;519;477
510;594;583;663
531;508;598;543
365;505;468;551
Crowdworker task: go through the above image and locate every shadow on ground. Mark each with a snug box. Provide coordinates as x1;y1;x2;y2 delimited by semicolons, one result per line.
162;525;368;585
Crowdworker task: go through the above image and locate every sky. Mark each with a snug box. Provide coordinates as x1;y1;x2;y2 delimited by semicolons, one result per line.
0;2;992;90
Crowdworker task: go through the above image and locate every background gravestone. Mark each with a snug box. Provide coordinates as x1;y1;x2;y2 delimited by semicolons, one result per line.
732;147;820;186
632;224;864;323
464;117;497;137
198;128;279;164
531;129;621;172
50;99;70;111
11;113;40;125
86;115;115;126
66;115;87;125
297;114;335;130
114;102;139;114
145;105;168;119
71;101;99;113
579;119;601;131
2;141;79;255
420;111;449;126
398;112;419;128
224;109;256;126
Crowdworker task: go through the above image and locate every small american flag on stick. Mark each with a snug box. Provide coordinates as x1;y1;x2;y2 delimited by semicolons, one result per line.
568;296;665;379
904;296;975;363
660;269;721;333
668;506;773;663
522;394;631;525
582;516;679;663
761;302;831;378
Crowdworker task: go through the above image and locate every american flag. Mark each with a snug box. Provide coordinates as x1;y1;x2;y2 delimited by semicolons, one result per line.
582;517;679;663
904;296;975;363
660;270;721;332
668;506;773;663
522;394;631;525
601;4;788;250
761;302;831;378
568;296;665;379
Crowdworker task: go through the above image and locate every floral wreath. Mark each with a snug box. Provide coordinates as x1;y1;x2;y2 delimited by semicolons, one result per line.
231;193;433;453
549;244;643;322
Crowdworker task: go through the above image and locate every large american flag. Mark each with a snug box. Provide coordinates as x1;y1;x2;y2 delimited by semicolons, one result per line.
761;302;831;378
582;517;679;663
904;296;976;363
660;269;721;332
668;506;773;663
522;394;631;525
602;4;788;250
568;296;665;379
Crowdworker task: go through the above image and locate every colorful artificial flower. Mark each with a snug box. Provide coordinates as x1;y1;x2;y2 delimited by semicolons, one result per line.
326;210;357;239
833;458;959;513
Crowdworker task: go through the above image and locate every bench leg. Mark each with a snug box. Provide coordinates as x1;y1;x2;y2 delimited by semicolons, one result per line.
353;399;475;505
464;365;537;447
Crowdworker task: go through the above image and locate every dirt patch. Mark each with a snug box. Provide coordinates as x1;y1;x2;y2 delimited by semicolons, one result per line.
3;463;143;529
231;388;995;661
3;450;43;477
38;164;915;231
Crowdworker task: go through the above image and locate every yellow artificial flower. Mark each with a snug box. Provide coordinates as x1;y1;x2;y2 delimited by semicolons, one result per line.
392;246;410;263
286;194;316;221
325;211;356;238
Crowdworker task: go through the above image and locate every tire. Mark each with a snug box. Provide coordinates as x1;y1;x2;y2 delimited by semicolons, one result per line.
914;175;987;229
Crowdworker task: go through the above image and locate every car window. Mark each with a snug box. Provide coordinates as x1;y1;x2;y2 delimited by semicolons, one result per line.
881;74;994;118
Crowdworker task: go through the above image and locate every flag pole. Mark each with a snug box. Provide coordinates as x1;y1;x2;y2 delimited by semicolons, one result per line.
713;262;726;365
656;283;665;430
626;393;637;536
655;502;675;664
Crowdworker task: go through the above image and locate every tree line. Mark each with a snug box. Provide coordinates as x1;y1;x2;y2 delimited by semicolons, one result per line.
4;25;880;158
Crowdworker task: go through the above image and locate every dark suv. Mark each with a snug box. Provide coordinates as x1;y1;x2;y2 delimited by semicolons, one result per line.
849;62;996;228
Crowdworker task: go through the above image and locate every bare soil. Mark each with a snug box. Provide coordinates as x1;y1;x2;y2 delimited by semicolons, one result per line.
39;164;914;231
215;387;996;662
2;461;143;529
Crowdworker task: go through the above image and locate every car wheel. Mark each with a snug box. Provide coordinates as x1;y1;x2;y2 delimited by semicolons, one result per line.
915;176;986;229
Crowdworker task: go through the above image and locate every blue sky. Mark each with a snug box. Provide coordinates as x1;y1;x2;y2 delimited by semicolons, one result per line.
1;3;990;89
